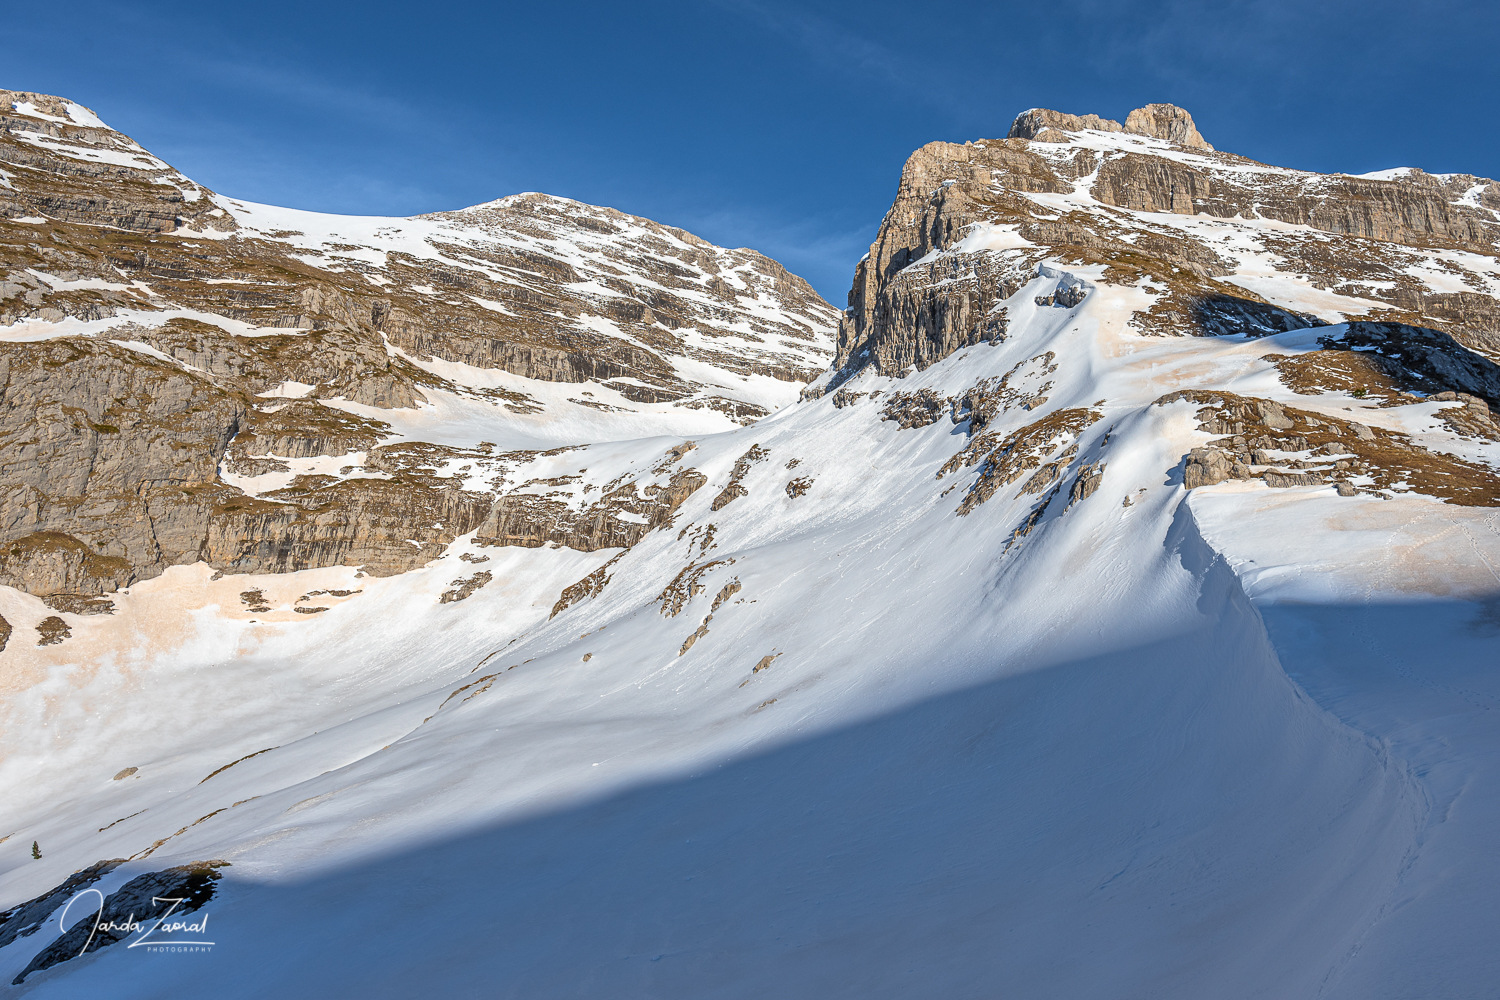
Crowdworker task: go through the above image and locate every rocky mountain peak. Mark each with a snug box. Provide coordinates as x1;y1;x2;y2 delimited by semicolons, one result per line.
2;90;102;125
1006;108;1125;142
1007;102;1213;151
836;100;1498;384
1122;103;1213;151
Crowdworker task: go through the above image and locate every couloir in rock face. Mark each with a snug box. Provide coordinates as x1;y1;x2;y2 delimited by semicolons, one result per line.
0;90;839;598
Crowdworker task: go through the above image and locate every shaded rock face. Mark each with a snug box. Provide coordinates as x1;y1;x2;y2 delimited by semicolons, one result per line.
826;102;1500;392
0;859;124;953
7;860;226;984
0;90;838;598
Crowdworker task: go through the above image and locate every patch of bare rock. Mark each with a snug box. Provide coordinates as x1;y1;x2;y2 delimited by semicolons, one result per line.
1164;390;1500;505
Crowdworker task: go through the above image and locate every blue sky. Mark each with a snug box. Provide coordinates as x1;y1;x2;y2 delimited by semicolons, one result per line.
7;0;1497;303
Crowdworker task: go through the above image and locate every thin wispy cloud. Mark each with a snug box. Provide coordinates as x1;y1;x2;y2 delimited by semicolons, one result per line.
169;50;464;140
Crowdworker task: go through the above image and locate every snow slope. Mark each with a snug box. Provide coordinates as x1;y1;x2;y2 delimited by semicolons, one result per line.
2;257;1496;996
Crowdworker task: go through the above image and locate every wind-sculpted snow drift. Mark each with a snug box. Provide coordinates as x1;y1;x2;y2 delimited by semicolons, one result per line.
1;97;1498;997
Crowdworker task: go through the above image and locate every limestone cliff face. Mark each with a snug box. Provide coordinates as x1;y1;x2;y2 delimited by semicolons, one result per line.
831;103;1500;386
0;340;245;597
0;90;839;598
1122;104;1214;151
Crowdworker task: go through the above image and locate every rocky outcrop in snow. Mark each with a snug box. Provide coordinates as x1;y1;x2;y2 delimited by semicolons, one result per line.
7;860;226;984
1007;102;1213;152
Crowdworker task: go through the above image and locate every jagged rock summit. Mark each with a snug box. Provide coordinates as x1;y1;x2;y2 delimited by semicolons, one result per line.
0;91;232;233
1007;102;1214;151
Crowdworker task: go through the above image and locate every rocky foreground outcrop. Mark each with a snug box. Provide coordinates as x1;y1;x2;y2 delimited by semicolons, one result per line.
0;90;839;599
1;858;226;984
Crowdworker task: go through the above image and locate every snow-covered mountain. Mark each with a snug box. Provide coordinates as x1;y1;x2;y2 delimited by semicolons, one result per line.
0;88;837;602
2;96;1498;998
